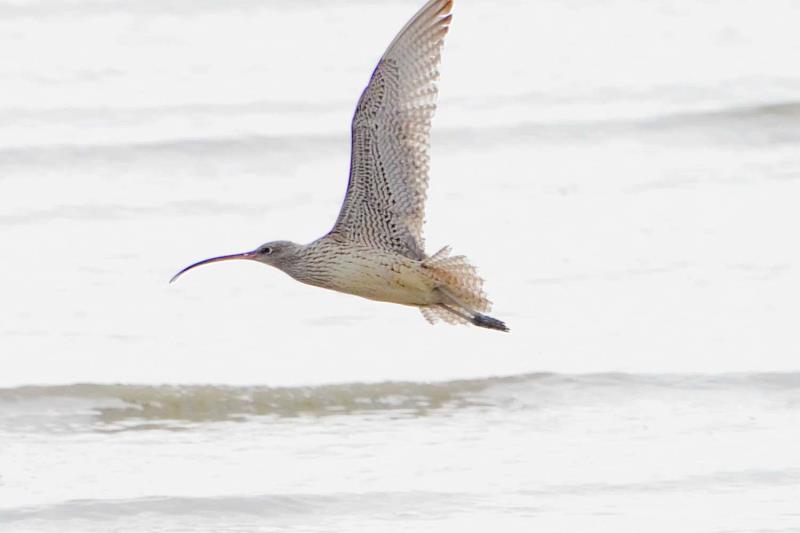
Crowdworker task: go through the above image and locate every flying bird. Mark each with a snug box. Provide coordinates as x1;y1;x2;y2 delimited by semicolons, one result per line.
171;0;508;332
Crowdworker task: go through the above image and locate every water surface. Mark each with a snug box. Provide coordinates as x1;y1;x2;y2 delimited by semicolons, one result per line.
1;0;799;530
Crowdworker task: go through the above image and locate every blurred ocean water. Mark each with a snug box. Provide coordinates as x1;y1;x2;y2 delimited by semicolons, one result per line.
2;373;800;532
1;0;800;530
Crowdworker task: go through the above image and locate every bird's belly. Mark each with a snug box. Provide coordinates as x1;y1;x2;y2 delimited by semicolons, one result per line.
322;258;438;306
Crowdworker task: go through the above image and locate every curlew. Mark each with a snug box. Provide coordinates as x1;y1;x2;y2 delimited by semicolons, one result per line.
171;0;508;332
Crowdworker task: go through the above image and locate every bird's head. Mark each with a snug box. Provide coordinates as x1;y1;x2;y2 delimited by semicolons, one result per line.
170;240;301;283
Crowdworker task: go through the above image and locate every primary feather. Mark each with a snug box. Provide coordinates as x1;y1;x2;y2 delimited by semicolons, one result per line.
330;0;454;261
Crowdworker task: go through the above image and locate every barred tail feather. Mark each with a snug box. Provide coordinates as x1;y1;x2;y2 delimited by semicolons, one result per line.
422;246;490;313
420;246;509;332
420;303;470;325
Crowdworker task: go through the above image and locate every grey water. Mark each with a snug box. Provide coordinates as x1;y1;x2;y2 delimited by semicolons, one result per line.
2;373;800;532
2;0;800;530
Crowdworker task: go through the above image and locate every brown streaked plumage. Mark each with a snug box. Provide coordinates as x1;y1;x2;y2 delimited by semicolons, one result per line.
171;0;508;332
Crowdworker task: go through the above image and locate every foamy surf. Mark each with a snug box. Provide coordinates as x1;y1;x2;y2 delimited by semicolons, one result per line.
2;372;800;533
2;372;798;429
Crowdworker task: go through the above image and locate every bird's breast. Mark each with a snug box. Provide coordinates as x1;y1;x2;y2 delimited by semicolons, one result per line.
294;248;438;306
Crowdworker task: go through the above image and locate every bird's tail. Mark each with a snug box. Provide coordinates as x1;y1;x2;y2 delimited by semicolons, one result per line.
420;246;509;332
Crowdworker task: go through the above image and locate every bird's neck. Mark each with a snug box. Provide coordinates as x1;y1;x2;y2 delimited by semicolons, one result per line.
278;239;333;288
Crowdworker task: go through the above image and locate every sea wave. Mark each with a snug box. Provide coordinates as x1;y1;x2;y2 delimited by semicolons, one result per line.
2;489;473;518
0;375;521;425
3;100;798;169
0;133;343;169
481;101;800;147
1;373;799;427
0;490;477;525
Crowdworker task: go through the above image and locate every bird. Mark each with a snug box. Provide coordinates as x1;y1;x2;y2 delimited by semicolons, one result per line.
171;0;508;332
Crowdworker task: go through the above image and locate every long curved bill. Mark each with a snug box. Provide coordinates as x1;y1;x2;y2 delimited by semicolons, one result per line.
170;251;257;284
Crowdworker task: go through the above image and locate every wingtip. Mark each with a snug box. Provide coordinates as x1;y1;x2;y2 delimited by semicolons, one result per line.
438;16;452;37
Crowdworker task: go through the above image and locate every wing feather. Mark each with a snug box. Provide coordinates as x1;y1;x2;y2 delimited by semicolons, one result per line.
329;0;453;260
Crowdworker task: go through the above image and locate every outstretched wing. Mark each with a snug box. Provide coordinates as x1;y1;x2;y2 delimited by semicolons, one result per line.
329;0;453;260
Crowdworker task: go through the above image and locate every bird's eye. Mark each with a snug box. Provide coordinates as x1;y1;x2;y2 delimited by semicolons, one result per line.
260;247;273;255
